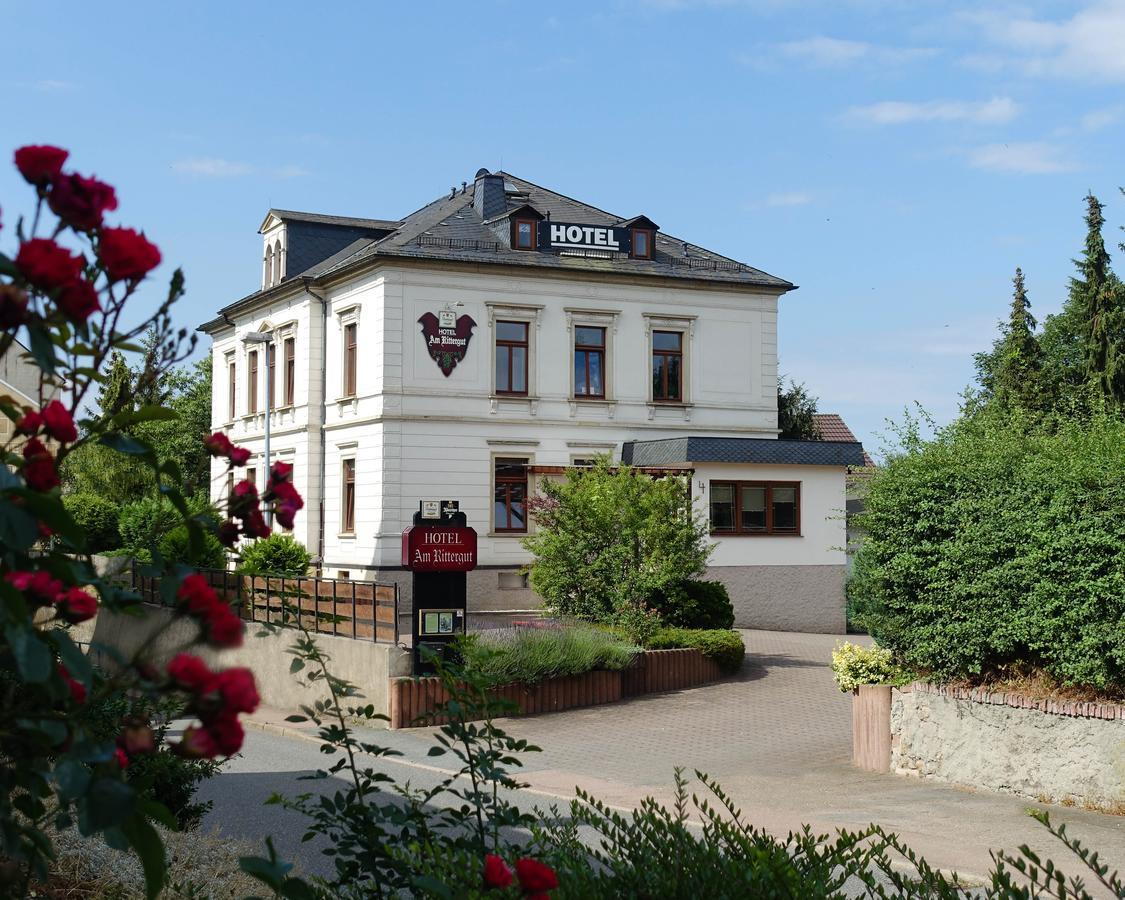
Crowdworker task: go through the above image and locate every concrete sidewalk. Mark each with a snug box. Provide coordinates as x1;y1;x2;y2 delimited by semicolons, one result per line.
242;629;1125;883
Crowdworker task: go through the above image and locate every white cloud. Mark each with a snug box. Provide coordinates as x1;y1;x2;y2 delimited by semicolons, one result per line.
968;2;1125;82
1080;106;1122;131
967;142;1076;175
763;191;814;207
273;164;311;179
173;158;254;177
845;96;1019;125
775;35;937;67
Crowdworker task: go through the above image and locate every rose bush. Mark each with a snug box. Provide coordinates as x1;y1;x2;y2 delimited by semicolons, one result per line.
0;143;303;899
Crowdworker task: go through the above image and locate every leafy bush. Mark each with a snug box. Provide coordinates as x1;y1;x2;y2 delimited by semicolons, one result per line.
830;641;910;693
523;457;712;622
460;625;640;685
647;579;735;629
159;525;227;570
645;627;746;674
851;409;1125;690
238;532;311;577
62;492;121;553
118;495;181;553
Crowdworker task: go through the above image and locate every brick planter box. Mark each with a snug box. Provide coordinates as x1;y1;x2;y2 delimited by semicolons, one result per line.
389;647;725;729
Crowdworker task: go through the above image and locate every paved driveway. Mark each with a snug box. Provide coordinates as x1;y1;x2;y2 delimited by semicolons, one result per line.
243;629;1125;882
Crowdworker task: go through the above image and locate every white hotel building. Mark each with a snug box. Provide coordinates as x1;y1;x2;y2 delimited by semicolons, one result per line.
201;169;864;633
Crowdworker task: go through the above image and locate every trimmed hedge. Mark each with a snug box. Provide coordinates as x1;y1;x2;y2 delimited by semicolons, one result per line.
62;493;120;552
238;533;311;577
851;410;1125;690
647;580;735;630
645;628;745;674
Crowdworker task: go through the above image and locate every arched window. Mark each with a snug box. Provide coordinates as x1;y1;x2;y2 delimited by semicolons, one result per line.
264;246;274;288
273;241;283;283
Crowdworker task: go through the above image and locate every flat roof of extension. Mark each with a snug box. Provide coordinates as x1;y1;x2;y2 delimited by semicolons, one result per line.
622;436;867;468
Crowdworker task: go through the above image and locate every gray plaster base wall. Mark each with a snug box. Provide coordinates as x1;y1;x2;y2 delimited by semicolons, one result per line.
705;564;845;634
892;687;1125;808
70;606;411;718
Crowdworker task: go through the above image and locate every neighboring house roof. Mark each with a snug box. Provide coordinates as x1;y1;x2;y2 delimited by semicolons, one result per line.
0;337;46;406
813;413;876;468
621;436;867;468
202;169;796;332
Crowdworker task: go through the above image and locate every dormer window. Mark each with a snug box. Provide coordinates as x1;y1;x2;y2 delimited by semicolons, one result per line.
513;218;537;251
632;228;653;260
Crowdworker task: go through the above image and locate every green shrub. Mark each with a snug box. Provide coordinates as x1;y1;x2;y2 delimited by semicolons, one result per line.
159;525;226;570
238;533;311;577
62;493;121;553
830;641;911;693
460;625;640;685
523;457;712;622
646;627;746;674
118;495;181;552
647;579;735;630
851;409;1125;690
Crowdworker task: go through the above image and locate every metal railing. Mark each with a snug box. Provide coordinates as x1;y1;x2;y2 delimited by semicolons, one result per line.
130;568;398;644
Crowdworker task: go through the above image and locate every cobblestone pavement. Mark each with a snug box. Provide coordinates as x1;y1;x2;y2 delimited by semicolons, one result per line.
247;629;1125;882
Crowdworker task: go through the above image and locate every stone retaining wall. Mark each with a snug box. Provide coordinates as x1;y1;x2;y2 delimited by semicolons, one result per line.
892;682;1125;809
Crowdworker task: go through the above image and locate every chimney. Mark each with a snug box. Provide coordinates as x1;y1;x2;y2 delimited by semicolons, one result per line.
473;168;506;220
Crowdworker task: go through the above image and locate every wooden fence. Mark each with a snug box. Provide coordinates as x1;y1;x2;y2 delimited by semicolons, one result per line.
389;647;724;728
131;568;398;644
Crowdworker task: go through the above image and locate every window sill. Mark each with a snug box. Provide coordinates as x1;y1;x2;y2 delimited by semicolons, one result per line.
571;396;613;404
489;531;528;538
710;531;803;538
337;532;356;539
649;401;693;408
491;393;536;401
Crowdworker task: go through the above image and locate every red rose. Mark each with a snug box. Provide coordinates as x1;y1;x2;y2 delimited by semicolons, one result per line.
55;587;98;624
212;667;259;714
117;724;155;757
204;431;233;457
15;409;42;436
99;227;161;282
0;284;30;328
233;479;258;499
113;747;130;769
22;437;59;491
48;172;117;232
483;855;513;889
58;664;86;704
14;145;69;186
16;238;83;291
167;653;214;692
206;606;243;648
40;400;77;443
177;573;222;618
242;507;270;540
515;859;558;894
7;570;64;605
176;725;219;759
228;446;251;466
270;460;293;481
217;519;241;547
274;500;300;530
205;711;245;756
55;278;100;323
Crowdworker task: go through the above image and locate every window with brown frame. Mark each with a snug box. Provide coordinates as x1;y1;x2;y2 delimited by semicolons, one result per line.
227;358;236;420
247;350;258;414
342;458;356;533
494;458;528;533
632;228;653;259
651;330;683;402
267;343;276;408
513;218;536;251
494;320;529;395
709;481;800;535
343;323;357;397
246;466;257;487
573;326;606;399
284;337;295;406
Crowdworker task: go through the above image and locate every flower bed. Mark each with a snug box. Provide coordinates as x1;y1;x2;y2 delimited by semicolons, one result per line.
389;647;724;728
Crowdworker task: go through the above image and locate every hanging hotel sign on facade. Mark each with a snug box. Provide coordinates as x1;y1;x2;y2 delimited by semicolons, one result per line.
541;222;632;253
418;311;477;376
401;525;478;572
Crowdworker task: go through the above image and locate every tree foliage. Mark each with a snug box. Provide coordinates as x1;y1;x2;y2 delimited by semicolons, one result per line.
522;458;712;622
777;376;821;439
238;533;312;577
973;267;1043;410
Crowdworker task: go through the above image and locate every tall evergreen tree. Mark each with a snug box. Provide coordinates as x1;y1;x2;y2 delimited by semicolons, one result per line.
95;351;135;419
777;377;821;440
987;268;1043;409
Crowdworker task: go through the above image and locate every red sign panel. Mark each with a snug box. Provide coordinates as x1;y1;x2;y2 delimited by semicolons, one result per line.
401;526;478;572
418;312;477;377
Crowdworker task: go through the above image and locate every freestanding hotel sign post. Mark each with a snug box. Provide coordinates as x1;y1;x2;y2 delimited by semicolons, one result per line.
402;500;477;675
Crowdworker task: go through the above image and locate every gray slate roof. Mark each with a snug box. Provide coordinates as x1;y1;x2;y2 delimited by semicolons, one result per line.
202;170;795;332
622;436;866;468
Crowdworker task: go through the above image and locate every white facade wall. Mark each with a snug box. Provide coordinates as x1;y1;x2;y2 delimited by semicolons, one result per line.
209;260;848;631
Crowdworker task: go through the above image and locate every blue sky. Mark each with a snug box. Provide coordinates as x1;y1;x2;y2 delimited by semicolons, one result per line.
5;1;1125;453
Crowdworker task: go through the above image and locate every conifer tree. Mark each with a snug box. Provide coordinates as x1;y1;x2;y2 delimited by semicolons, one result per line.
991;267;1043;409
95;350;134;418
